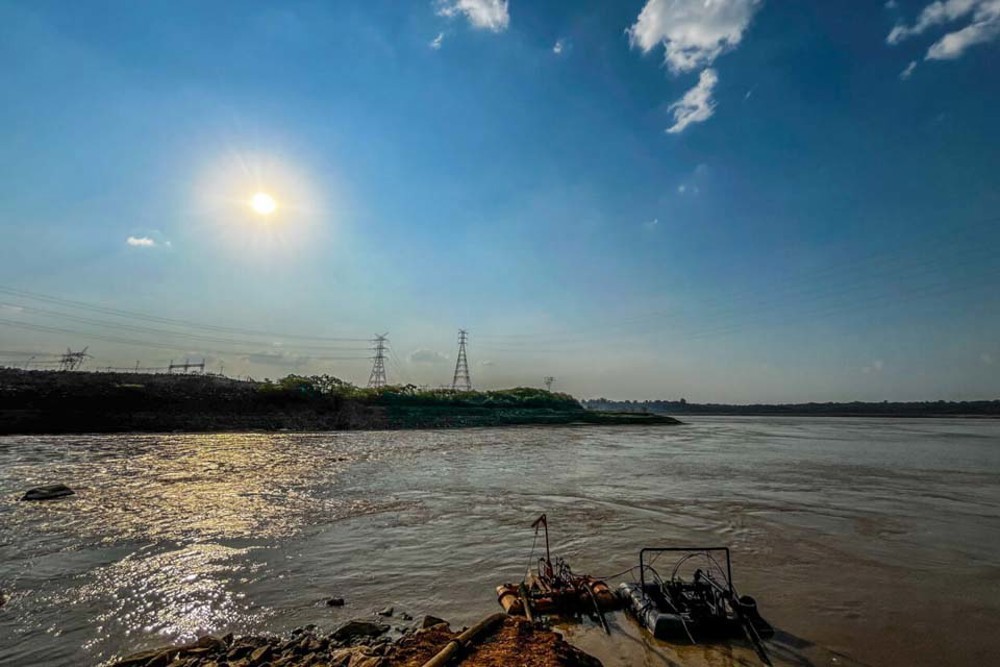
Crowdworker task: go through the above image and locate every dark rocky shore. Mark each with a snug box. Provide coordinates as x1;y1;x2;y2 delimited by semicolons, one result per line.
109;615;601;667
0;369;680;435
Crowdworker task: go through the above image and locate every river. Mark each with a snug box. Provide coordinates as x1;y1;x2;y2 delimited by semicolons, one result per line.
1;418;998;666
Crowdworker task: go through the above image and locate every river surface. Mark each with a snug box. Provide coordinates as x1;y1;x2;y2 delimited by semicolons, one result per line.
1;418;998;666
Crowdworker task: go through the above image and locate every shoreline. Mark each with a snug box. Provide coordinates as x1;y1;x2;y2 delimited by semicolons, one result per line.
108;613;602;667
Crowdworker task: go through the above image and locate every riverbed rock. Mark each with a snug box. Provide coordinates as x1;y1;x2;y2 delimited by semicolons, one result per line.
21;484;74;501
331;619;389;643
326;597;346;607
419;615;449;630
376;606;393;617
398;612;412;621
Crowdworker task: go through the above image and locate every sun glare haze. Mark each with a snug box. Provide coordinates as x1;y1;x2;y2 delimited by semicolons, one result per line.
250;192;277;216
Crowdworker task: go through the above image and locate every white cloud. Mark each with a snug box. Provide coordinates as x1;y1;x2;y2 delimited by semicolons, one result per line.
126;236;156;247
436;0;510;33
900;60;918;78
553;38;566;54
643;217;660;230
628;0;762;74
886;0;899;9
430;32;445;49
887;0;1000;61
480;359;495;367
927;14;1000;58
666;68;718;134
0;304;24;314
408;348;450;364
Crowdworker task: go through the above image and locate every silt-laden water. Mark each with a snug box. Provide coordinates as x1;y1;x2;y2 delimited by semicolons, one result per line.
1;418;998;666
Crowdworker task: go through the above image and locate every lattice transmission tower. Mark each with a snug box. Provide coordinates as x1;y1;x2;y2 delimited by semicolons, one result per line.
544;376;555;392
451;329;472;391
59;347;90;371
368;334;388;388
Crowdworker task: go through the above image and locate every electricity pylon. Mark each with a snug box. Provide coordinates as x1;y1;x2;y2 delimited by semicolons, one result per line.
368;334;388;388
451;329;471;391
544;376;555;392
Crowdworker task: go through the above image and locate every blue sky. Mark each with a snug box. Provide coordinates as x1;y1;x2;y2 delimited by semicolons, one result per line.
1;0;998;401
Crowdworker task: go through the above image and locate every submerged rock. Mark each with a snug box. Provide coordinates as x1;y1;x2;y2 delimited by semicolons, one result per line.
326;597;346;607
376;606;394;617
21;484;75;501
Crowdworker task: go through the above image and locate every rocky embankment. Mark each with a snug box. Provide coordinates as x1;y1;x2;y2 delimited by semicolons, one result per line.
109;615;601;667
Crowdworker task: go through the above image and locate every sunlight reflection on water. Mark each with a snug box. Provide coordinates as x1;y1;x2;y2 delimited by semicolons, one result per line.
1;420;998;667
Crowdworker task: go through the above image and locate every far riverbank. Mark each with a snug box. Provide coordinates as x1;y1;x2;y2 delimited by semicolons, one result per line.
0;369;680;435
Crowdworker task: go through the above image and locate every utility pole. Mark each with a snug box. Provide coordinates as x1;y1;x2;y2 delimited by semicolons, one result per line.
368;333;388;389
544;376;555;392
451;329;472;391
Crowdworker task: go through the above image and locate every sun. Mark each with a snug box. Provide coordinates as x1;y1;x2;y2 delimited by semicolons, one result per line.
250;192;277;216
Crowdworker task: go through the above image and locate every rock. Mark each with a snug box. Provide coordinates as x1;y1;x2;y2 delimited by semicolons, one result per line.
330;619;389;643
326;597;346;607
375;606;393;617
248;644;271;664
420;615;449;630
21;484;75;501
398;612;412;621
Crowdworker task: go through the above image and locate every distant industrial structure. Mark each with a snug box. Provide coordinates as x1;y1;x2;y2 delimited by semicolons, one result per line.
544;376;555;392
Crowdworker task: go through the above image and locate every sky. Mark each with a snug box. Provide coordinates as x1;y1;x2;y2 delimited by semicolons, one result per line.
1;0;998;402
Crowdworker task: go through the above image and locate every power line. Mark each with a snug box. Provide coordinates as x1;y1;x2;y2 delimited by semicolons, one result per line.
0;318;372;361
0;286;369;342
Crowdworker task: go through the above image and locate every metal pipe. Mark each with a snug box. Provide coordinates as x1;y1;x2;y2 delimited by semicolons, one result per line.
419;612;507;667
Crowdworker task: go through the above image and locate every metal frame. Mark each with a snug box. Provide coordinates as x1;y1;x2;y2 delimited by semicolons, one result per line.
638;547;734;596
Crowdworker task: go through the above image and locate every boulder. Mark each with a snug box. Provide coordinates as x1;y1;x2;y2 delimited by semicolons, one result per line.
420;615;449;630
376;606;393;617
21;484;74;501
326;597;346;607
330;619;389;643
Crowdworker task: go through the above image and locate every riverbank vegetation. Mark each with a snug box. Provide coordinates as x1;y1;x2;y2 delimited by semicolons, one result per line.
0;369;679;434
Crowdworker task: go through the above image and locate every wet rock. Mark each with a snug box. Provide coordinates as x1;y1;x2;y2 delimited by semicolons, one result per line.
376;606;393;617
21;484;74;501
398;612;413;621
420;615;449;629
326;597;346;607
330;619;389;643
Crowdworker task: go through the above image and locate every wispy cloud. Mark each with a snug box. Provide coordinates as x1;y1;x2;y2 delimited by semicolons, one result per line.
643;217;660;230
888;0;1000;61
436;0;510;33
900;60;918;79
430;32;445;49
126;236;157;248
667;68;719;134
408;348;450;364
553;38;566;55
628;0;761;134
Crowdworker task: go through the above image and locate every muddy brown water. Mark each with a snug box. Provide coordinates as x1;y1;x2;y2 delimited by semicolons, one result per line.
1;417;998;666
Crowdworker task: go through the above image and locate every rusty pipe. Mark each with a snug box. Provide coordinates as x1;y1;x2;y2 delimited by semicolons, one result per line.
419;612;506;667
